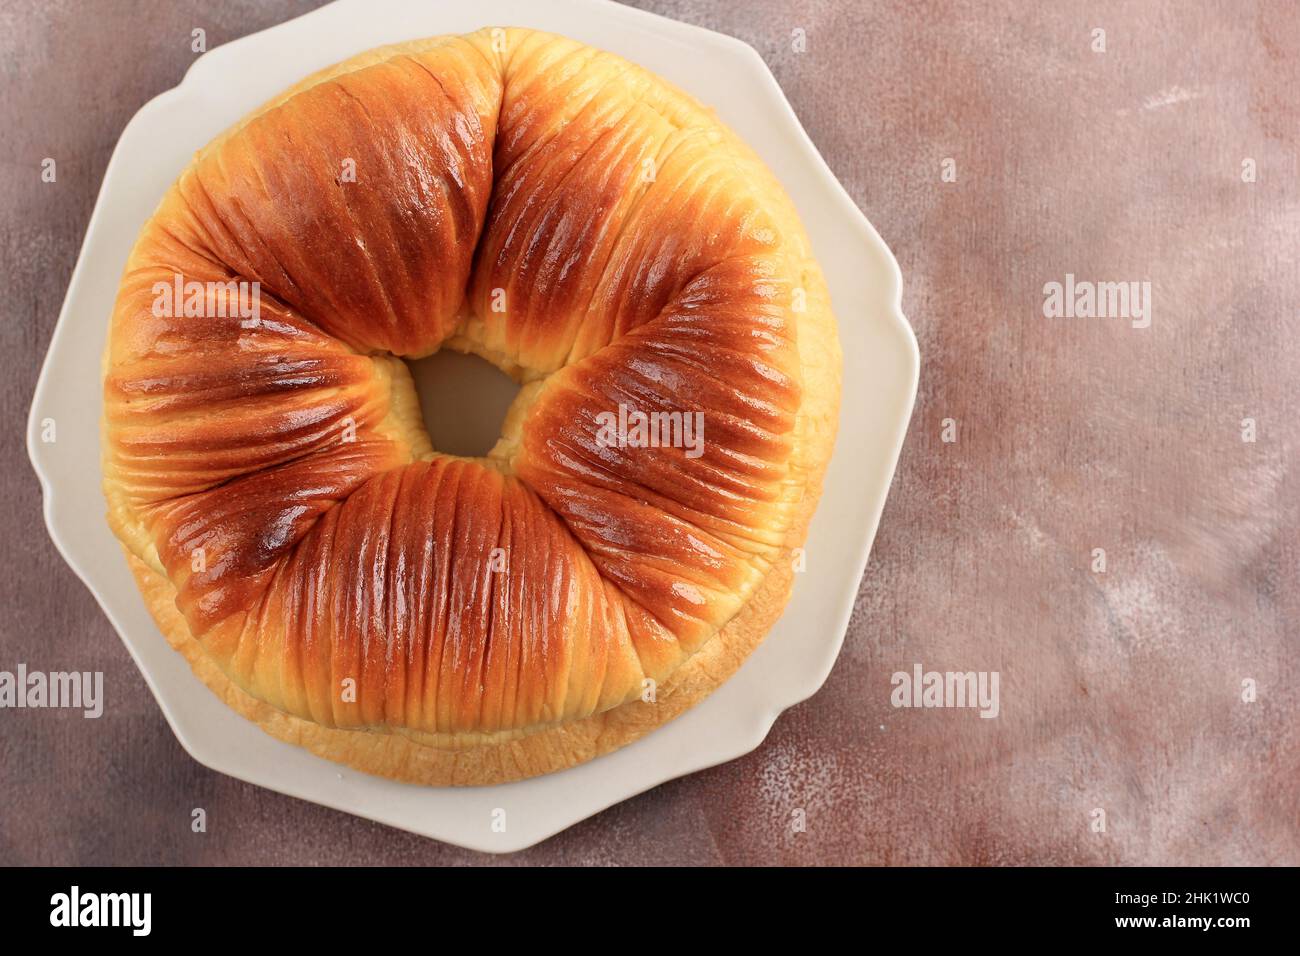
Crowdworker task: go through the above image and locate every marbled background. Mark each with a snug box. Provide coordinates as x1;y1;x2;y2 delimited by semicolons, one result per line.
1;0;1296;865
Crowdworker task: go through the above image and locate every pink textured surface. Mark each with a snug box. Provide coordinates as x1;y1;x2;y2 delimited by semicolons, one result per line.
2;0;1296;864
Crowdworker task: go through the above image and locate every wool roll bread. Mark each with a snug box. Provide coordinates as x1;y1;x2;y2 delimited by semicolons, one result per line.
102;27;842;785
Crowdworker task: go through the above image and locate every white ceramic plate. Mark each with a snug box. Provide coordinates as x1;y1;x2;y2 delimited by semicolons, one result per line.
27;0;918;853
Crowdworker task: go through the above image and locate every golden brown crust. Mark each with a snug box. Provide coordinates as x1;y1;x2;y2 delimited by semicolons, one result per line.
105;27;842;785
122;254;839;785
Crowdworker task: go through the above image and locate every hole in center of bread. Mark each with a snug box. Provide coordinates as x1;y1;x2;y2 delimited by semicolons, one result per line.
403;349;521;459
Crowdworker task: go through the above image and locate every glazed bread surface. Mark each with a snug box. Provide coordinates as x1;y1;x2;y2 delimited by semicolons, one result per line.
102;27;842;783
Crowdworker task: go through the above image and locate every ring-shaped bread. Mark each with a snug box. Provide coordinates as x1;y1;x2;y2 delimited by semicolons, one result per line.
102;27;842;785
